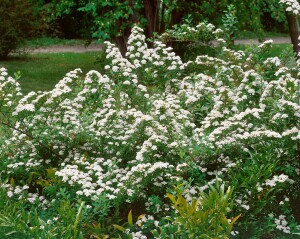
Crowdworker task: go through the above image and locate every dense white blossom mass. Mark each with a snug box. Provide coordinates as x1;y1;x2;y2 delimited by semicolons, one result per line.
0;22;299;237
280;0;300;14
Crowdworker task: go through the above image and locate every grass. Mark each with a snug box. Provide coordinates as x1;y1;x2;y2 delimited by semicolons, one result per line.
24;37;88;48
0;52;104;93
236;30;289;40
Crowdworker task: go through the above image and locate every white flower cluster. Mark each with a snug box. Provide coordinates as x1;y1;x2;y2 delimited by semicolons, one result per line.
274;215;291;233
265;174;290;187
0;67;22;110
161;21;221;44
279;0;300;14
188;43;300;148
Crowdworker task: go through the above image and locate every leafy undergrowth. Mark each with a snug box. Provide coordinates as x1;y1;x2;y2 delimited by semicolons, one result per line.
0;22;299;238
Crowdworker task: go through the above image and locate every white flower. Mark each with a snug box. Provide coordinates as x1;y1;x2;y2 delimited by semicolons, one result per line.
7;191;13;197
241;204;250;210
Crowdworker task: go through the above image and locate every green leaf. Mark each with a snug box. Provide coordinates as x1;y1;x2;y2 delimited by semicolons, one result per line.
113;224;125;231
128;210;133;225
229;214;241;227
166;193;176;204
137;213;145;227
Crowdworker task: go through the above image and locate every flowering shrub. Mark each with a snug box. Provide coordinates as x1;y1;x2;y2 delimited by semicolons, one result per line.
159;20;224;60
160;21;218;44
0;23;300;237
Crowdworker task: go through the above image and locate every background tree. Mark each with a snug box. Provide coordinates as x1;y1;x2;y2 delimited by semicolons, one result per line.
39;0;145;55
31;0;296;55
0;0;37;59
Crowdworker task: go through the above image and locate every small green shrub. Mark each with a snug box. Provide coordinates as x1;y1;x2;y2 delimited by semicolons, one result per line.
221;4;238;48
152;183;240;238
0;187;86;239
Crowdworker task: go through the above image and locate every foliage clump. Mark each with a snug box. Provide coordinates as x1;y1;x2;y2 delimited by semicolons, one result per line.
152;183;239;238
0;0;36;59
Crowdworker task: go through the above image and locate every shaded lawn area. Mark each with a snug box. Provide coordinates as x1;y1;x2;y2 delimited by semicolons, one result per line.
236;30;289;39
24;37;87;48
0;52;104;93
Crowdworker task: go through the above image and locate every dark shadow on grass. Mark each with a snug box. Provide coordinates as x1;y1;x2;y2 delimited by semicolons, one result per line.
1;55;50;62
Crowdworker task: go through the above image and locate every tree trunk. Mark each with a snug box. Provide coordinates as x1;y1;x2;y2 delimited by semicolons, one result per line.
170;8;184;26
285;12;300;59
159;1;165;34
114;17;129;57
114;0;139;57
143;0;159;39
115;35;127;57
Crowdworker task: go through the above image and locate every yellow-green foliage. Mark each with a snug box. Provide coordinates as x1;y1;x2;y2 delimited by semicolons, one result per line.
165;183;240;239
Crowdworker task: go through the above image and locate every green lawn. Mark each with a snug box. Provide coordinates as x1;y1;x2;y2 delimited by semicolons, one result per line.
24;37;88;48
236;30;289;39
0;52;104;93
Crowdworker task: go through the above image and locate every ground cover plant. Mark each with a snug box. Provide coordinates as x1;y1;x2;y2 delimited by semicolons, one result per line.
0;20;299;238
